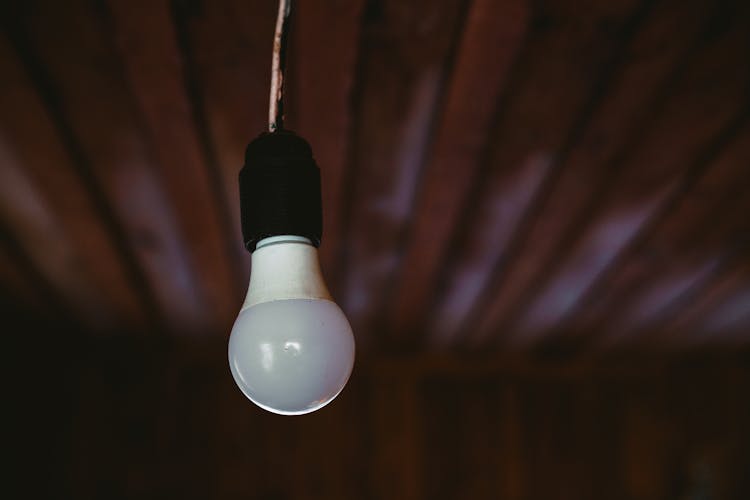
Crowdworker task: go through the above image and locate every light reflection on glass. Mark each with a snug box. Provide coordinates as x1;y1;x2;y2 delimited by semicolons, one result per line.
260;342;274;371
284;341;301;355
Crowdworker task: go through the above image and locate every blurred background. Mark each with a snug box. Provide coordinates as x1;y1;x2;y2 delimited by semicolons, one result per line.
2;0;750;498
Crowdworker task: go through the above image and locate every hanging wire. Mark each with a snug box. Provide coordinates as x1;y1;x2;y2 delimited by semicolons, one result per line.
269;0;292;132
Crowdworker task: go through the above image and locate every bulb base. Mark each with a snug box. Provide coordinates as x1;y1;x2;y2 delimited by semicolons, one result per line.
239;131;323;252
241;237;331;310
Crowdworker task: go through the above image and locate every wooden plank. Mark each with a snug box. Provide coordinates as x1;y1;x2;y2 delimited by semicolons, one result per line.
0;239;41;312
567;235;750;356
452;381;507;499
497;384;524;499
339;0;469;345
462;0;718;347
32;335;750;498
572;381;624;498
661;262;750;349
519;381;586;500
580;127;750;350
173;0;278;284
368;374;422;500
663;235;750;351
665;362;741;495
292;0;365;288
687;265;750;347
0;34;148;332
621;377;683;500
720;365;750;498
11;0;211;334
426;0;647;347
208;358;268;499
108;0;242;331
0;220;61;319
492;3;750;349
0;138;112;330
421;377;505;500
289;377;369;500
383;0;528;345
555;114;750;353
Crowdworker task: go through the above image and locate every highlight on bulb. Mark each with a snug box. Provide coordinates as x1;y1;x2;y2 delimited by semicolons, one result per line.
229;297;355;415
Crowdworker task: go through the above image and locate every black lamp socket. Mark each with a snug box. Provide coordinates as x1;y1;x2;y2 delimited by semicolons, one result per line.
238;131;323;252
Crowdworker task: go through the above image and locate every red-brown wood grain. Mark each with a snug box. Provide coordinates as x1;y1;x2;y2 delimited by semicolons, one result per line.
293;0;365;289
492;0;750;349
59;343;750;499
369;374;423;500
580;126;750;351
11;0;214;334
621;376;682;500
288;377;369;500
0;136;113;330
0;0;749;352
108;0;243;331
339;0;469;346
385;0;528;346
422;378;510;498
173;0;278;284
3;2;750;497
0;224;51;316
0;34;148;331
465;0;719;347
428;0;646;348
674;262;750;349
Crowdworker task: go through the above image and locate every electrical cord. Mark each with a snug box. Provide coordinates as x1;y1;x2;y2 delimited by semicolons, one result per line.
269;0;292;132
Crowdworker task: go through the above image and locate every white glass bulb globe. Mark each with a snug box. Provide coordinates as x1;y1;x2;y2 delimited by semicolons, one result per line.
228;236;355;415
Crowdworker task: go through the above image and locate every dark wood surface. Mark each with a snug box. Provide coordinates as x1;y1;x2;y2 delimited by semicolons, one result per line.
4;3;750;497
14;329;749;500
1;0;749;352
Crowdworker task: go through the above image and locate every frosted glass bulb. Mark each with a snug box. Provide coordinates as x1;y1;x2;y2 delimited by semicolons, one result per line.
228;236;355;415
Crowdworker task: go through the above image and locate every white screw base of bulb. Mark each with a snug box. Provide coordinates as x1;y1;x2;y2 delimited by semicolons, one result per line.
241;236;332;310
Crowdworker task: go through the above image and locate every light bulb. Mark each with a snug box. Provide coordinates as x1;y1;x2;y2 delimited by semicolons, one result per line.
228;235;355;415
229;131;355;415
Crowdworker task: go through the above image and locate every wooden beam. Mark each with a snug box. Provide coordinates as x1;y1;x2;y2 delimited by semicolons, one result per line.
426;0;648;348
0;33;148;332
560;109;750;354
368;374;423;500
0;238;41;312
108;0;243;331
422;377;511;498
10;0;213;334
383;0;528;346
45;336;750;499
466;0;721;347
621;377;681;500
292;0;365;290
680;263;750;348
519;381;586;498
573;382;625;497
338;0;470;347
580;126;750;351
288;378;369;500
0;219;64;321
172;0;278;284
0;136;119;330
491;2;750;349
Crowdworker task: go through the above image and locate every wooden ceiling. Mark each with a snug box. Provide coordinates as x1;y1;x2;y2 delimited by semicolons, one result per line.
1;0;749;357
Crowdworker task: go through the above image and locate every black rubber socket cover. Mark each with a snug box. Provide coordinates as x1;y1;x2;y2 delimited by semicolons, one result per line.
239;131;322;251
